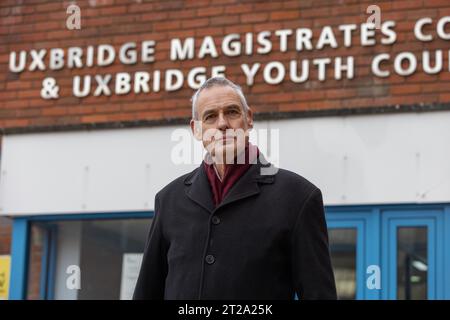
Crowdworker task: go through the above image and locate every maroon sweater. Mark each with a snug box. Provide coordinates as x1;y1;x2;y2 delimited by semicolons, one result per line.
203;143;259;207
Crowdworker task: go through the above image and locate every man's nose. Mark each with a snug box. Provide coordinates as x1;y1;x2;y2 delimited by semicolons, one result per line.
217;112;228;130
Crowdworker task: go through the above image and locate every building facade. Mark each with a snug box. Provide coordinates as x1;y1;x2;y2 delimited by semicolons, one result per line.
1;0;450;299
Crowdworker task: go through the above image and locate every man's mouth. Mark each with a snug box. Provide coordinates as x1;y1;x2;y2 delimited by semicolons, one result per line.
217;135;234;141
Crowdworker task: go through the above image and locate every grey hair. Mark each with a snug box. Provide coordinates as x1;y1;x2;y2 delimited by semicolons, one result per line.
191;76;249;120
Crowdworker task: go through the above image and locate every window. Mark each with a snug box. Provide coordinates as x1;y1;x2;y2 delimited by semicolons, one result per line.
26;217;152;300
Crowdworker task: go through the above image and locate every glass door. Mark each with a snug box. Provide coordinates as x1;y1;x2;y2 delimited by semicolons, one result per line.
381;210;445;300
326;210;380;300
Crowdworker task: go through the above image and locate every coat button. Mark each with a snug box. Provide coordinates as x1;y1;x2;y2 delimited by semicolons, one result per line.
211;216;220;225
205;254;215;264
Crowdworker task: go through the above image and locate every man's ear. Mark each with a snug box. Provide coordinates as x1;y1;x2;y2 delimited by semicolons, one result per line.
190;119;202;140
246;107;254;129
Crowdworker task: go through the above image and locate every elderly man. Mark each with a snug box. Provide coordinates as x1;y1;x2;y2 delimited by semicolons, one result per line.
133;77;337;300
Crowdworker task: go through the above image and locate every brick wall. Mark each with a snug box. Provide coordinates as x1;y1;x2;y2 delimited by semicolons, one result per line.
0;0;450;133
26;225;43;300
0;217;11;255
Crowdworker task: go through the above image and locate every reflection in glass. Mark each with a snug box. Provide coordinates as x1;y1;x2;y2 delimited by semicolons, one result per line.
397;227;428;300
27;218;151;300
328;228;357;300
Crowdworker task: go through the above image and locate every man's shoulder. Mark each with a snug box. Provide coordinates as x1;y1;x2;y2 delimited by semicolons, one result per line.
274;167;320;195
155;166;200;199
270;167;324;211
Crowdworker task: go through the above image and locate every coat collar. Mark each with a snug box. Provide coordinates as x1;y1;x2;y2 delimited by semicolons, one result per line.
184;152;276;214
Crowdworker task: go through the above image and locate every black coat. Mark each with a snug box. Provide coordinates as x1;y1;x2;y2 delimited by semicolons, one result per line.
133;154;337;300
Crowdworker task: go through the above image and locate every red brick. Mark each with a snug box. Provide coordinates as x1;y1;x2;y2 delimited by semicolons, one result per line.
270;11;300;21
100;6;128;16
225;4;253;14
181;18;209;29
241;13;269;23
210;15;240;26
129;3;154;13
197;6;224;17
35;2;63;12
154;20;181;31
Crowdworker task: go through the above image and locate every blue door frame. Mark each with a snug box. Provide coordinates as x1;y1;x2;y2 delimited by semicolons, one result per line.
8;204;450;300
9;211;153;300
9;218;29;300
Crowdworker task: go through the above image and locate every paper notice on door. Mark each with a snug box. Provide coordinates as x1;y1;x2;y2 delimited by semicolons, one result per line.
119;253;143;300
0;255;11;300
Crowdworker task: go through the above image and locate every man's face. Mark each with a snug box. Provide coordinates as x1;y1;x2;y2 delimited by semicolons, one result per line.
190;85;254;163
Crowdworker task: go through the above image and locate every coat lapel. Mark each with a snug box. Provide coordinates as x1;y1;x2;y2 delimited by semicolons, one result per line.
184;162;216;214
184;153;276;214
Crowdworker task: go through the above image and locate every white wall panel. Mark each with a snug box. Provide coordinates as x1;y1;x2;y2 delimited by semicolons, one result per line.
1;111;449;216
